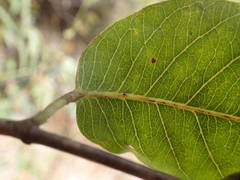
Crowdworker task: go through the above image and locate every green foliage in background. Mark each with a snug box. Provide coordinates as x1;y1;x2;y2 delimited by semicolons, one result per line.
0;0;77;118
76;0;240;179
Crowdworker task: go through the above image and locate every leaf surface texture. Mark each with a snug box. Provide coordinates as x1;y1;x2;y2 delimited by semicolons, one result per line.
76;0;240;179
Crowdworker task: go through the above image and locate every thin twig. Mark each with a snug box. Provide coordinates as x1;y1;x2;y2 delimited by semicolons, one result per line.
0;119;179;180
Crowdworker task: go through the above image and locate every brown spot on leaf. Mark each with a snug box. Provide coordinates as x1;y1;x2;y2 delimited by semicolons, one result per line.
148;99;155;103
151;58;157;64
223;115;230;119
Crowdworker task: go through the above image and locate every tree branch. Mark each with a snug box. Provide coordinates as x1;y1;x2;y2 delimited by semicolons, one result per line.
0;119;179;180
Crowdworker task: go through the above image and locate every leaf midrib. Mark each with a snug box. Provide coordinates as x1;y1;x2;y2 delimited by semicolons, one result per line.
80;90;240;123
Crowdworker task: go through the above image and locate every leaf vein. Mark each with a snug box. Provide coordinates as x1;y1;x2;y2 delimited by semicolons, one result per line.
186;55;240;104
156;105;189;178
124;100;146;155
95;99;123;149
193;113;223;178
85;91;240;123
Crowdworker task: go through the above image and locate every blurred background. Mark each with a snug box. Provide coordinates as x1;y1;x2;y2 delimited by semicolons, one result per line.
0;0;160;179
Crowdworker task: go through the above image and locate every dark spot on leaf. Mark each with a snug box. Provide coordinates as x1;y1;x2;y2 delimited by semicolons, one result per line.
151;58;157;64
122;93;127;97
197;109;204;113
148;99;155;103
223;115;230;119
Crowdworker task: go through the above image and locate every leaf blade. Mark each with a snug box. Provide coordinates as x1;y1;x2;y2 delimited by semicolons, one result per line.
76;0;240;179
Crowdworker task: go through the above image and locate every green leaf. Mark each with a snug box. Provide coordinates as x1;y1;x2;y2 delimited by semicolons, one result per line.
75;0;240;179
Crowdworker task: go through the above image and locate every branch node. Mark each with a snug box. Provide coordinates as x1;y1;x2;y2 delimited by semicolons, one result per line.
15;120;37;144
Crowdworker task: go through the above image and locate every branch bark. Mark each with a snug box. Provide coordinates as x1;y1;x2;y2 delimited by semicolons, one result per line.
0;119;179;180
